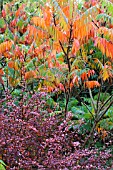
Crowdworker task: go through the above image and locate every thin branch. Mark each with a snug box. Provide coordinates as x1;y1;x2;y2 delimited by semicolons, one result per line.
98;100;113;122
52;0;68;24
66;23;73;72
103;84;113;95
1;83;5;91
59;40;67;56
81;101;94;119
92;19;99;29
83;120;97;148
96;86;101;112
53;13;57;26
0;0;3;13
88;88;96;113
98;93;113;113
53;13;67;56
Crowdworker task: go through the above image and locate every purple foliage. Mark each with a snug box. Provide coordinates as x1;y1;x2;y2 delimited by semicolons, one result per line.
0;91;112;169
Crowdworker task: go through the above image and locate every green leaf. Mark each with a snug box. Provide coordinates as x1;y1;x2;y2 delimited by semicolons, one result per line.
68;98;78;111
7;68;15;78
4;28;14;40
17;19;24;29
84;113;92;119
56;52;64;63
71;106;84;114
0;164;6;170
0;34;5;43
56;52;64;58
0;160;6;170
0;18;5;28
96;14;113;24
100;0;113;16
12;89;21;96
0;160;6;167
47;97;55;107
19;44;29;53
25;61;35;71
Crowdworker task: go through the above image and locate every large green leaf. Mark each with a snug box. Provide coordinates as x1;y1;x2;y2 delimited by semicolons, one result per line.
0;160;6;167
0;160;6;170
0;164;6;170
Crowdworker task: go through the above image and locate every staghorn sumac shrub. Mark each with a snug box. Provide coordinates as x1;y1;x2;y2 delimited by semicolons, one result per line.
0;91;113;169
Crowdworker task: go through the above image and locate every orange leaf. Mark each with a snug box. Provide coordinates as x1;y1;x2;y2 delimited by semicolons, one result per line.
15;4;25;17
87;70;95;78
72;39;80;55
47;86;54;92
25;70;37;80
0;69;4;84
62;6;69;18
0;69;4;76
81;72;87;81
43;6;52;27
0;77;4;84
31;17;46;29
70;82;74;89
85;81;100;89
94;37;113;60
8;61;18;71
72;76;79;85
0;41;13;56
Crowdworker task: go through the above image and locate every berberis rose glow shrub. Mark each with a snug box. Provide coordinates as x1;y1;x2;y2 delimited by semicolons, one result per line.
0;91;112;169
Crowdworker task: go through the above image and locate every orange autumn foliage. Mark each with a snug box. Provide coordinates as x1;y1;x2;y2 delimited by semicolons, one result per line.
8;61;19;71
95;37;113;60
0;41;13;57
85;81;100;89
25;70;37;80
0;69;4;84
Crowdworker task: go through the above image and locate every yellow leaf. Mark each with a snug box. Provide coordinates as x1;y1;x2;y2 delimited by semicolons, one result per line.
103;68;109;81
9;77;20;86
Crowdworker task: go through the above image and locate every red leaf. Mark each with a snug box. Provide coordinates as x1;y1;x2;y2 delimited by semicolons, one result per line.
2;9;6;18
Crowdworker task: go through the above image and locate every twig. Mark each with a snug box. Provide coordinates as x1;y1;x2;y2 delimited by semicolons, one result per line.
88;88;96;112
98;93;113;113
81;101;94;119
